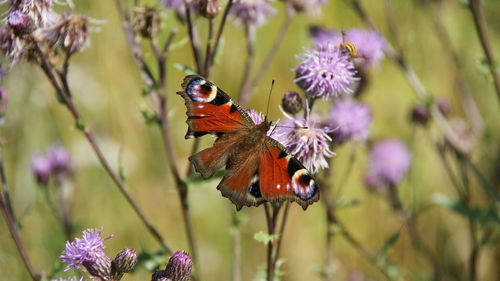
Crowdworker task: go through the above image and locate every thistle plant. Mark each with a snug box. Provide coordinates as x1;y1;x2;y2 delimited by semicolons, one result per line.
0;0;498;281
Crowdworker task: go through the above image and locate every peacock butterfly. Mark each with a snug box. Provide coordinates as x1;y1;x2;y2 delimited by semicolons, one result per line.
177;75;319;210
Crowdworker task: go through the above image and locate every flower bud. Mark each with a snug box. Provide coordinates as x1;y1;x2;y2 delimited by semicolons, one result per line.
7;11;34;35
164;251;192;281
132;7;160;38
31;155;52;185
199;0;220;18
281;91;303;115
152;270;166;281
113;248;138;274
437;97;451;117
410;104;431;126
83;254;112;280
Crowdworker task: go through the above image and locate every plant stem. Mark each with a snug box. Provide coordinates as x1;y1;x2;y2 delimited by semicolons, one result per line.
238;24;255;104
469;0;500;104
0;156;39;281
240;6;293;107
35;44;172;254
204;18;215;78
185;2;203;74
264;203;281;281
207;0;234;76
231;210;242;281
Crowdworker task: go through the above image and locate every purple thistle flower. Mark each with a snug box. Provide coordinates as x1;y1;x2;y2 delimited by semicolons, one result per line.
310;27;387;69
13;0;61;29
295;43;358;99
276;112;334;173
164;251;193;281
281;91;303;115
365;139;411;187
113;248;138;274
7;10;34;34
329;98;372;143
51;278;84;281
31;154;52;185
230;0;276;28
60;228;112;271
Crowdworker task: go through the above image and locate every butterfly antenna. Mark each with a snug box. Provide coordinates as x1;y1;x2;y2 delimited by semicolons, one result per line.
265;79;275;122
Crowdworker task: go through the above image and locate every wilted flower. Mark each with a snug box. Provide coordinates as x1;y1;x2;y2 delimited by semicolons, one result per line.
7;10;34;34
39;14;90;53
410;103;431;126
295;43;358;99
164;251;193;281
231;0;276;28
60;228;112;271
15;0;61;28
276;112;334;173
281;91;303;115
329;98;372;143
310;27;387;69
290;0;328;14
31;154;52;185
113;248;138;274
132;6;160;38
365;139;411;188
0;25;36;64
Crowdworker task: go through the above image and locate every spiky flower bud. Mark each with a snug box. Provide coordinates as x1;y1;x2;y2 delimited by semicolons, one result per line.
113;248;138;274
132;7;160;38
7;11;34;35
152;270;166;281
198;0;220;18
410;104;431;126
83;254;112;280
164;251;192;281
281;91;303;115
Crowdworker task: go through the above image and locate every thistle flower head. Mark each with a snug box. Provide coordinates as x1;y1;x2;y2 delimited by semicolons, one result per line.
231;0;276;28
329;98;372;143
164;251;193;281
295;43;358;99
132;6;161;38
15;0;61;28
0;25;36;64
7;10;34;34
47;143;71;173
276;111;334;173
410;103;431;126
311;27;387;69
365;139;411;188
38;14;90;53
60;228;112;271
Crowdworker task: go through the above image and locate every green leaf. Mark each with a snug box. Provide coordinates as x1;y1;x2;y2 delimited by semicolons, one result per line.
185;169;225;185
136;249;168;272
254;231;279;245
75;120;88;132
169;37;188;51
141;106;160;125
174;63;199;75
378;230;401;257
118;149;126;182
251;259;285;281
333;198;360;209
433;194;500;225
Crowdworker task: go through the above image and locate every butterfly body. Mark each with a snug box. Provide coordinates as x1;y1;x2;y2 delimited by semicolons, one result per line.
178;75;319;210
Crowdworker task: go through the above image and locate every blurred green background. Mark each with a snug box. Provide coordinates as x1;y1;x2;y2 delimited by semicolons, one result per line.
0;0;499;280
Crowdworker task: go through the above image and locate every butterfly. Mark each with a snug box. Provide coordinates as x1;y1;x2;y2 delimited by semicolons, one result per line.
177;75;319;210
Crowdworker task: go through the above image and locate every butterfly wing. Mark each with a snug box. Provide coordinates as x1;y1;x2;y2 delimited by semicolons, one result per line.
257;138;320;210
177;75;254;138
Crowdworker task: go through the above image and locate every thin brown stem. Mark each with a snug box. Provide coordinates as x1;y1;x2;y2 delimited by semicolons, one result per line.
469;0;500;103
207;0;234;76
264;203;281;281
0;157;39;281
185;3;203;74
204;18;215;78
238;24;255;105
241;7;293;107
231;210;242;281
273;202;289;266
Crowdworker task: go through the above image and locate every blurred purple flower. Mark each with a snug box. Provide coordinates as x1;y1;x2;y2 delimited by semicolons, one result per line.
230;0;276;28
15;0;61;28
47;143;71;172
295;43;358;99
60;228;112;271
7;10;34;34
329;98;372;143
246;109;284;141
437;97;451;117
161;0;187;17
165;251;193;281
281;91;303;115
31;154;52;185
290;0;328;14
310;27;387;69
276;112;334;173
365;139;411;187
